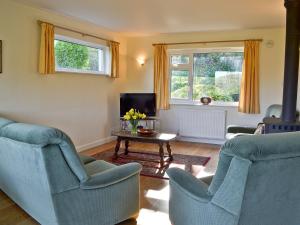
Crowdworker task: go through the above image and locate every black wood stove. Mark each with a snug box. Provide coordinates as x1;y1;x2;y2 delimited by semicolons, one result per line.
264;0;300;133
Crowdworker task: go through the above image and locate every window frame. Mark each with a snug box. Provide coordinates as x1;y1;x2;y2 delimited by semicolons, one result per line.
168;47;244;106
54;34;110;76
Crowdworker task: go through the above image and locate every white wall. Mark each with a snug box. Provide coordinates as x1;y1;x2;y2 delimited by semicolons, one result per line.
125;28;290;142
0;0;128;150
1;0;297;147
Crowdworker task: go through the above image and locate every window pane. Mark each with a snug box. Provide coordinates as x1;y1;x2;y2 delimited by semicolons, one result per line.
170;70;189;99
171;55;189;65
193;52;243;102
54;39;103;73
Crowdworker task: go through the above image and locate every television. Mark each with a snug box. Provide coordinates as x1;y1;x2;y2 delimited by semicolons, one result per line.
120;93;156;117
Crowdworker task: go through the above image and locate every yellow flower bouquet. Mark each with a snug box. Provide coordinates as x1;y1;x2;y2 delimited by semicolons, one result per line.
123;108;146;134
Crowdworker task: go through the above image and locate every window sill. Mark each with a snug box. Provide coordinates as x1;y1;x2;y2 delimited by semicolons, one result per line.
55;69;110;77
170;100;238;108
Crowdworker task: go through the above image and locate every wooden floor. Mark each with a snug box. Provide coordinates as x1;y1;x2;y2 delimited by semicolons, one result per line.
0;141;220;225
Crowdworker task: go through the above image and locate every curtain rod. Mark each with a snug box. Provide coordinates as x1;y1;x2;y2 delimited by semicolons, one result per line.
37;20;120;45
152;39;263;46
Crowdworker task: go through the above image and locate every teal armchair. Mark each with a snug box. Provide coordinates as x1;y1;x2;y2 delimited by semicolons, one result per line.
167;132;300;225
226;104;283;139
0;117;142;225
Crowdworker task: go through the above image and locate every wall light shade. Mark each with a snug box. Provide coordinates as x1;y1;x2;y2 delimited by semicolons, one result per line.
137;58;145;66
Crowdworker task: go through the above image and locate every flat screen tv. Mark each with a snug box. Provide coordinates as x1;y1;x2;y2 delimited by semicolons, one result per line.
120;93;156;117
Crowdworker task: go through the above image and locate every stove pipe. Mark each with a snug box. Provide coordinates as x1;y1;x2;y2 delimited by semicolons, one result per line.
281;0;300;122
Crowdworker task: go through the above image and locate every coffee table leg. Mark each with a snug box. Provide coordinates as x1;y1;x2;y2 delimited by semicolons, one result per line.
125;140;129;155
166;141;173;161
159;142;164;167
114;137;121;159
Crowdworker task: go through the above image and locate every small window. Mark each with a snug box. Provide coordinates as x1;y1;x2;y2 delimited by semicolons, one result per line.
54;35;109;75
169;49;244;104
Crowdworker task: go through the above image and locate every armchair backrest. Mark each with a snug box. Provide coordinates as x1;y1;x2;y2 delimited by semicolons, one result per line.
264;104;299;119
264;104;282;118
0;121;89;182
210;132;300;225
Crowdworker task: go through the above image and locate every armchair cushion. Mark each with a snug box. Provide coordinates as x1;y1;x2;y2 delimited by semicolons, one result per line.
167;168;211;202
200;175;213;185
84;160;115;175
79;154;96;164
81;162;142;189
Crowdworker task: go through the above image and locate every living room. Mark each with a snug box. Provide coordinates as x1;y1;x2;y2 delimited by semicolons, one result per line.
1;0;300;225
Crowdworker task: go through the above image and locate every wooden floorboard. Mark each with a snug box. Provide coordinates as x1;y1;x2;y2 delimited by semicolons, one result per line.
0;141;220;225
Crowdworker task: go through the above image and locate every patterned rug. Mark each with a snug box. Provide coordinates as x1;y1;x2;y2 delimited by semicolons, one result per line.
92;148;211;179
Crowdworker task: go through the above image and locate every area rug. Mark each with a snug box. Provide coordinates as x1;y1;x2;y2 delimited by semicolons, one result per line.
91;148;210;179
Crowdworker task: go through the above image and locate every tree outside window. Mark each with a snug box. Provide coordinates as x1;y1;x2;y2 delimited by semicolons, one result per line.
54;37;105;74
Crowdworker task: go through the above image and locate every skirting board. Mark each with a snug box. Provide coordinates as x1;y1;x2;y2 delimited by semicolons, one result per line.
177;136;225;146
76;136;117;152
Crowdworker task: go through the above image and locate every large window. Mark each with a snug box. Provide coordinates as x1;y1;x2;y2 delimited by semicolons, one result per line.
169;48;244;104
54;35;109;75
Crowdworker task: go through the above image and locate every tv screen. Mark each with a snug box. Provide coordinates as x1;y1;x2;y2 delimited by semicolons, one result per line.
120;93;156;117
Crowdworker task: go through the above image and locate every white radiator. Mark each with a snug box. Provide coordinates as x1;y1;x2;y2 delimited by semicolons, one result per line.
176;108;226;140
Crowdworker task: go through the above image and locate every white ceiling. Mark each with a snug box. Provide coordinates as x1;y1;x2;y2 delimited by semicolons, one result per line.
16;0;286;36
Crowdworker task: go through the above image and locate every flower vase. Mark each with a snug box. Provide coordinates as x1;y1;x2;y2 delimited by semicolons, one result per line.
130;120;139;134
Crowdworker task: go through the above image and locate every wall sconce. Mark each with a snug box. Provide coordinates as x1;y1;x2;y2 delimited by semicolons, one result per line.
137;58;145;66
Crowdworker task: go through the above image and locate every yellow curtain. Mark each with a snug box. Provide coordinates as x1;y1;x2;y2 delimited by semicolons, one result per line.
109;41;120;78
154;44;170;110
39;22;55;74
238;40;260;114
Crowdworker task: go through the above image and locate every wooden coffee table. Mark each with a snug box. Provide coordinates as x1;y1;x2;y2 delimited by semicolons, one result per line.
112;131;177;167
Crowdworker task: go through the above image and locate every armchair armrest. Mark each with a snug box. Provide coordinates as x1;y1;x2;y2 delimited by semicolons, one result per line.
227;125;256;134
80;163;142;189
167;168;212;202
